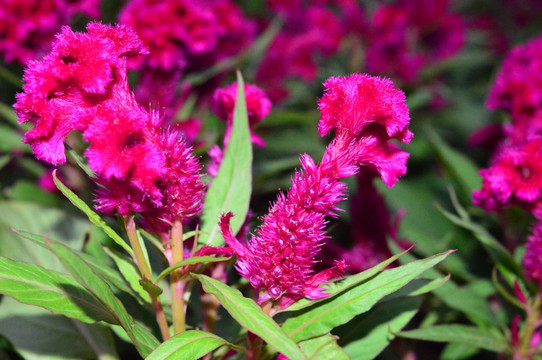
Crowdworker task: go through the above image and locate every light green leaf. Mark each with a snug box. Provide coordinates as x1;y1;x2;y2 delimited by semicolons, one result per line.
298;334;349;360
0;124;30;152
281;248;410;313
336;296;421;360
52;170;134;256
199;71;252;246
145;330;236;360
0;256;115;324
0;297;118;360
156;255;231;282
398;325;507;353
282;251;452;342
194;274;307;360
67;145;95;177
103;246;149;302
46;241;160;357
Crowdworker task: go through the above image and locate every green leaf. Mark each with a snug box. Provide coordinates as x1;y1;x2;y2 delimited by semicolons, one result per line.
425;126;481;201
194;274;307;360
436;204;523;279
156;255;231;282
298;334;349;360
0;256;115;324
145;330;236;360
66;145;95;178
102;246;149;302
52;170;134;257
46;240;160;357
398;325;507;353
199;71;252;246
0;297;119;360
0;124;30;152
335;296;421;360
281;251;452;342
281;248;410;313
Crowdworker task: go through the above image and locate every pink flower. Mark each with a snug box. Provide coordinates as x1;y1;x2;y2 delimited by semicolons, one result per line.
0;0;100;64
473;136;542;216
14;22;148;164
523;222;542;286
220;74;411;307
213;82;271;147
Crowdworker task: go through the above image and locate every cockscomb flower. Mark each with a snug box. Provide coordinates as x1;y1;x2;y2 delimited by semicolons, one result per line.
318;73;412;187
220;73;411;307
0;0;100;64
486;35;542;140
14;22;148;164
213;82;271;147
523;222;542;286
473;136;542;217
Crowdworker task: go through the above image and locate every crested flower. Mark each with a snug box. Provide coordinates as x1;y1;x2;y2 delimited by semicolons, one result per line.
213;82;271;147
14;22;148;164
0;0;100;64
220;73;411;308
16;23;205;230
523;222;542;286
473;136;542;217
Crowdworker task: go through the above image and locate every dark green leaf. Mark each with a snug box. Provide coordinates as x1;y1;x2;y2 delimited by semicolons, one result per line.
298;334;349;360
336;296;421;360
0;256;115;324
282;251;452;342
199;72;252;246
46;241;159;357
194;274;307;359
398;325;507;353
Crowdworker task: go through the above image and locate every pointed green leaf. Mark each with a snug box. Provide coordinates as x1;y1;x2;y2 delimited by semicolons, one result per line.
282;251;452;342
398;325;507;353
298;334;349;360
156;255;231;282
194;274;307;360
103;246;149;302
52;170;134;256
46;241;159;357
0;256;115;324
281;248;410;313
199;71;252;246
335;296;420;360
145;330;236;360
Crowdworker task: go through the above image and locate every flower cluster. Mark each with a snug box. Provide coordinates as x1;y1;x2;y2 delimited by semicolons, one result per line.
366;0;465;82
221;74;411;307
14;23;205;234
474;35;542;219
523;222;542;286
0;0;100;64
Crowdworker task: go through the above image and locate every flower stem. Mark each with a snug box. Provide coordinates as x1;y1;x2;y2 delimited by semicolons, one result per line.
170;218;186;334
518;295;541;359
124;216;170;341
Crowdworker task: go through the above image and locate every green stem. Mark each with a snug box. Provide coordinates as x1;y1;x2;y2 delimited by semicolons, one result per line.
170;218;186;334
124;216;170;341
519;295;541;359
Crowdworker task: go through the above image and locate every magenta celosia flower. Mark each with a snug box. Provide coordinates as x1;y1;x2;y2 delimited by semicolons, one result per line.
366;0;465;82
220;73;411;307
318;73;412;187
0;0;100;64
486;35;542;140
120;0;255;72
523;222;542;286
14;22;148;164
213;82;271;147
473;136;542;217
256;4;343;102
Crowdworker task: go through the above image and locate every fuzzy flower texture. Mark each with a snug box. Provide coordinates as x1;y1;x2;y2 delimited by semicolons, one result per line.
221;74;412;308
14;23;205;235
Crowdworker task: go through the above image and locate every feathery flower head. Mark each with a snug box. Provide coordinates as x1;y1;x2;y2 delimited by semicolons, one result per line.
523;222;542;286
220;74;411;307
473;136;542;216
14;22;147;164
0;0;101;64
213;82;271;147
